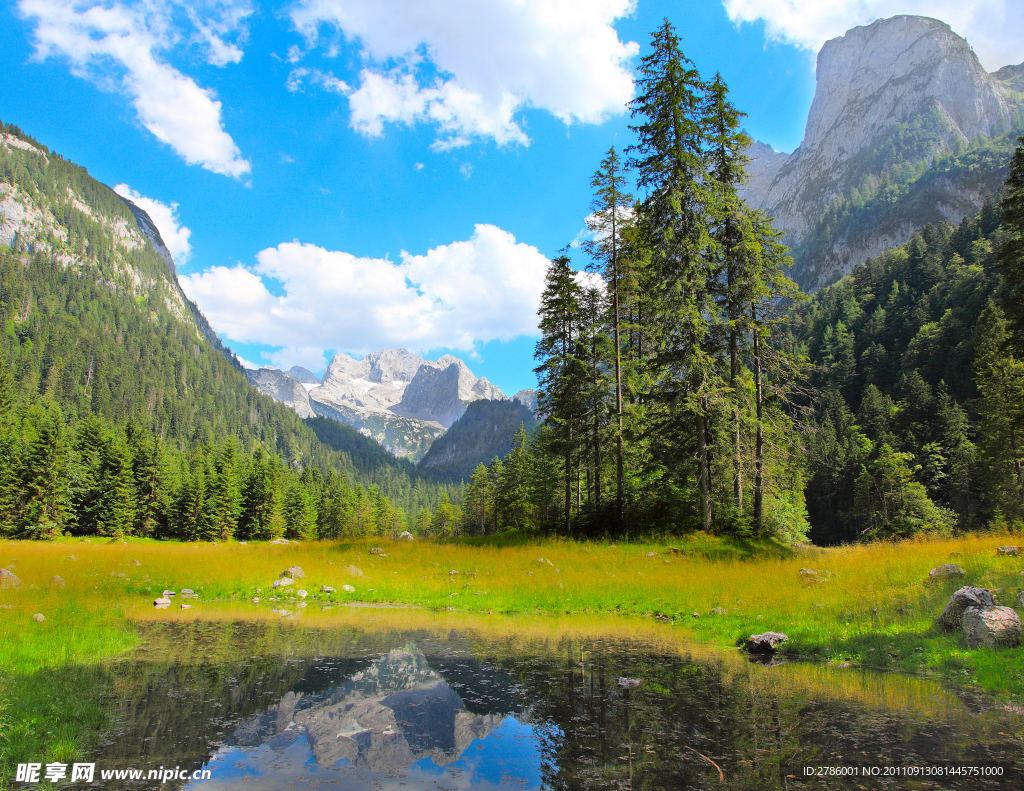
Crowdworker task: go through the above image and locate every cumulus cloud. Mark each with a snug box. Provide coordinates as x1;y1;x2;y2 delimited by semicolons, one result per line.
18;0;252;178
179;224;551;370
722;0;1023;72
288;0;639;148
113;184;192;265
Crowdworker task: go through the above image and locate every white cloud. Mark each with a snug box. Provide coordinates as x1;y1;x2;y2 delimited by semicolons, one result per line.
179;224;551;368
289;0;639;148
722;0;1023;72
286;66;350;94
18;0;252;178
113;183;192;265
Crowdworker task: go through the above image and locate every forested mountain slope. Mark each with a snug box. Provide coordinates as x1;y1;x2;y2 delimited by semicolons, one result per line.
0;120;456;539
791;201;1017;544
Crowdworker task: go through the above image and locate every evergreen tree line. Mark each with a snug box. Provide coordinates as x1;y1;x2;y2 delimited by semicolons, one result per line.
0;364;462;540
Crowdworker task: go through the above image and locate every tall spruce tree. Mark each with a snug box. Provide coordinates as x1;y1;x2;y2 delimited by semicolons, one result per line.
535;254;585;536
998;136;1024;351
584;146;633;524
628;19;717;530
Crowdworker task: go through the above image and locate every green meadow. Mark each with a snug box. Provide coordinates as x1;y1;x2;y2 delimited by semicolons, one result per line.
2;531;1023;692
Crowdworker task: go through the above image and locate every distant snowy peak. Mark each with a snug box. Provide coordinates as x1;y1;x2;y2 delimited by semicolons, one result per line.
245;348;509;456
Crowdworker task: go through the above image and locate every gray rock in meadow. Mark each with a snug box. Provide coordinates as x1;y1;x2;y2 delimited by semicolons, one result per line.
997;546;1020;556
369;547;385;555
342;565;363;578
937;586;995;630
50;575;65;589
342;584;356;592
281;566;304;579
180;588;194;595
153;597;171;609
270;578;294;589
1;569;22;589
162;590;176;597
297;602;307;608
744;632;789;654
535;558;554;567
132;559;141;566
180;604;193;610
645;551;658;559
398;531;414;541
32;613;45;622
709;607;728;616
963;606;1023;648
251;597;260;604
297;590;307;599
322;586;336;593
270;538;289;545
449;569;461;575
929;564;966;579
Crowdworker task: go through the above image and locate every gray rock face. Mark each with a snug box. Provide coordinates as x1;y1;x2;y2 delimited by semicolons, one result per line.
512;388;538;414
246;367;315;418
1;569;22;588
744;632;788;653
286;365;321;384
937;586;995;630
963;605;1023;648
390;364;468;428
929;564;966;579
741;15;1022;290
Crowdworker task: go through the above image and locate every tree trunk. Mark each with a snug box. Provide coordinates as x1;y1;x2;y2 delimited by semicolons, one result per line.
695;408;712;532
753;316;764;533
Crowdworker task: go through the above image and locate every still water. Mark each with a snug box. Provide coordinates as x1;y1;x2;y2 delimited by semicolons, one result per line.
80;614;1022;790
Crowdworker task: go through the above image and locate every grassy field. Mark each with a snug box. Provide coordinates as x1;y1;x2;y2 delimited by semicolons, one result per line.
1;530;1023;694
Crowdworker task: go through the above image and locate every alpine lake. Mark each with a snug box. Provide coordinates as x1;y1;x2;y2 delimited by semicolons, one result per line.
30;605;1024;791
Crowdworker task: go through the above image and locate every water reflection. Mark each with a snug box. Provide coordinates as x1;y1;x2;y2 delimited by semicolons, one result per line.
77;618;1024;790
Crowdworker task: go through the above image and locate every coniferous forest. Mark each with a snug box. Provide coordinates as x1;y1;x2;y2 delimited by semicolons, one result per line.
2;22;1024;545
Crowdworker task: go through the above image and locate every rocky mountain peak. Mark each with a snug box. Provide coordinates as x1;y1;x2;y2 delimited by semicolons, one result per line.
364;348;426;384
740;14;1024;290
806;16;1012;166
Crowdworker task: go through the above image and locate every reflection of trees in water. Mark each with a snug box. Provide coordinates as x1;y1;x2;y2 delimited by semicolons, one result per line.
488;636;1022;791
63;623;1023;791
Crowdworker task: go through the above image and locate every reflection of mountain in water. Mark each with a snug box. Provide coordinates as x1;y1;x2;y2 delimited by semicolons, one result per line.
226;647;509;773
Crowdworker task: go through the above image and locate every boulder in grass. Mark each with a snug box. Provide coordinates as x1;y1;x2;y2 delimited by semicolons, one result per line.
180;604;193;610
270;538;289;545
709;607;728;616
270;578;294;589
370;547;385;555
963;606;1023;649
0;569;22;589
997;546;1020;556
153;597;171;609
929;564;966;579
281;566;304;580
744;632;788;654
50;575;66;590
937;586;995;631
297;590;307;599
32;613;45;622
342;565;363;578
398;531;414;541
322;586;336;594
342;584;355;593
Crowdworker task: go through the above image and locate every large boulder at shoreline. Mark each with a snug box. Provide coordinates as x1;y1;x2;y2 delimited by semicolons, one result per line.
744;632;788;654
937;586;994;630
928;564;965;579
963;606;1023;649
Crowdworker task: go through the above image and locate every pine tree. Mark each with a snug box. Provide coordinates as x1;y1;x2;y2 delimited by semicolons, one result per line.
628;19;717;530
238;447;282;540
18;401;68;539
96;432;136;538
535;255;585;536
584;146;633;524
283;482;319;541
207;440;241;541
998;135;1024;351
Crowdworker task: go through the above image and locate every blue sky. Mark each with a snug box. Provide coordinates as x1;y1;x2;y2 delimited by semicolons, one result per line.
2;0;1020;396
